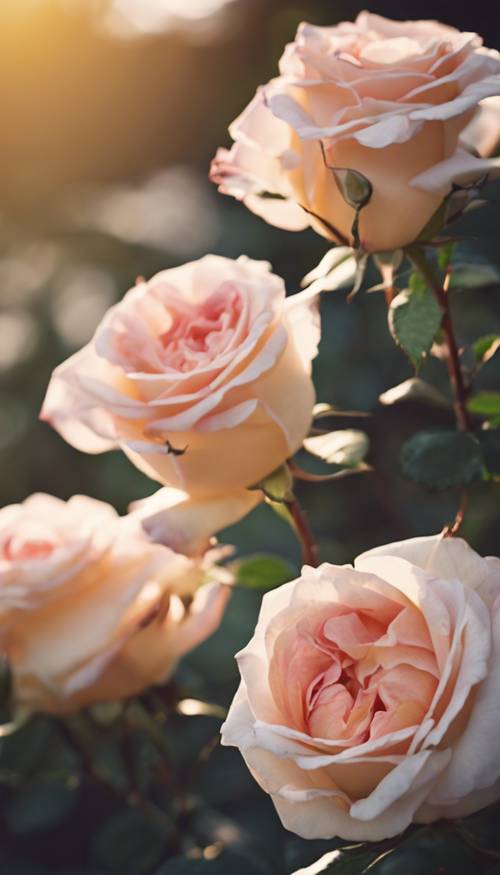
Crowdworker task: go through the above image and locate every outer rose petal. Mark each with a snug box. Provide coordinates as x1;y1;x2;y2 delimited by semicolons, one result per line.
236;727;450;841
210;144;309;232
462;95;500;156
418;595;500;816
356;534;500;603
130;486;262;556
411;146;500;194
40;346;124;453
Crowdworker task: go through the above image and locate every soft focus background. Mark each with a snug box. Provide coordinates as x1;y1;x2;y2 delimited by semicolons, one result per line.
1;2;500;872
2;0;500;562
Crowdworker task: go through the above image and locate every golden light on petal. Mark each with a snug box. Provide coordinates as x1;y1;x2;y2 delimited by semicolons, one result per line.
176;698;226;719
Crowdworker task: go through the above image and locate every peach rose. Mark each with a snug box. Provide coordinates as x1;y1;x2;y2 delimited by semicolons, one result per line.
41;255;319;498
0;493;230;714
130;486;261;557
211;12;500;252
222;535;500;841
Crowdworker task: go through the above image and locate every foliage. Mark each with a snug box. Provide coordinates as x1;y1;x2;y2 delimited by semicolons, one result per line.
1;1;500;874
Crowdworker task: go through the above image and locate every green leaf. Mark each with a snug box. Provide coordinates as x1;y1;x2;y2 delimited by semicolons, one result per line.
6;775;80;834
90;809;170;874
368;827;484;874
64;713;129;794
194;747;257;807
478;430;500;477
91;735;130;794
126;728;163;797
472;334;500;365
303;430;370;467
456;801;500;858
437;242;455;271
450;258;500;290
467;392;500;425
379;377;450;409
389;282;442;365
237;554;296;592
249;464;294;503
401;430;485;490
0;716;53;778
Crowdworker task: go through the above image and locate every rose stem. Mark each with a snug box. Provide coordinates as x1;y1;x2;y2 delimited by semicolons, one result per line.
406;245;471;536
286;495;320;567
407;245;471;432
443;490;468;537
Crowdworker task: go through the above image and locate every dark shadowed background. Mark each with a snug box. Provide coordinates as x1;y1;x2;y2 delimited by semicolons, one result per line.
1;3;500;874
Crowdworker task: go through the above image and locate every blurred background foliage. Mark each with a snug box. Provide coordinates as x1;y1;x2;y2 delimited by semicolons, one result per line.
1;1;500;873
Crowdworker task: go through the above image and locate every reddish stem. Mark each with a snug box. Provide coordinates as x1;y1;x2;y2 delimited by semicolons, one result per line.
286;496;319;567
407;246;471;432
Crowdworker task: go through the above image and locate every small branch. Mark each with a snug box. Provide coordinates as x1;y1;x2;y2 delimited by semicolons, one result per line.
379;262;397;306
406;245;471;432
443;491;468;538
285;495;319;567
384;283;396;307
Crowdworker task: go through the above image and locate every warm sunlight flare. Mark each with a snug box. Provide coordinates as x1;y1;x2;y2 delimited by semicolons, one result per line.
103;0;237;34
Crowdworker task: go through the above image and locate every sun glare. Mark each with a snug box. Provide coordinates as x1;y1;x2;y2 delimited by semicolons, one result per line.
104;0;237;34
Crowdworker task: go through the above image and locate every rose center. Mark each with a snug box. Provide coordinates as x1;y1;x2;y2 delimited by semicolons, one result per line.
2;534;56;562
159;284;243;372
270;604;438;746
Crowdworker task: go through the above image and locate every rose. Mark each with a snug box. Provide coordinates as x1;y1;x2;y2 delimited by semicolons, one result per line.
211;12;500;253
130;486;261;557
0;493;230;714
462;94;500;158
41;255;319;498
222;534;500;841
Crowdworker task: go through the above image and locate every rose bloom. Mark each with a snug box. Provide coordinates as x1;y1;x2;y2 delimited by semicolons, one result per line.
41;255;319;499
222;535;500;841
211;12;500;252
0;493;230;714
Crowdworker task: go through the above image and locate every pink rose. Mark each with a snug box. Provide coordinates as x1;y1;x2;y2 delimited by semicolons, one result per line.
0;493;230;714
211;12;500;252
222;535;500;840
130;486;261;557
41;256;319;498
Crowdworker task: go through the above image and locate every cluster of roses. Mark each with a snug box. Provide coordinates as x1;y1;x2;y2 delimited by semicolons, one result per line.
3;12;500;843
